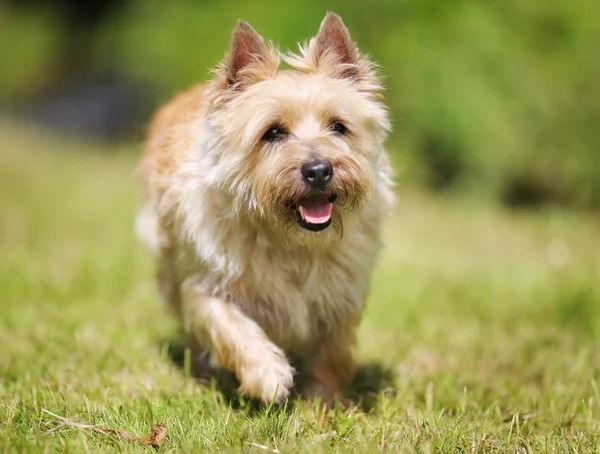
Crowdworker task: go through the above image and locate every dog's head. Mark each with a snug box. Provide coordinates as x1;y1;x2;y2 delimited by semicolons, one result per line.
205;13;390;245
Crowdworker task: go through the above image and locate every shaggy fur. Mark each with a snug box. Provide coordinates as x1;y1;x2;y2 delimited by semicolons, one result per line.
136;12;394;404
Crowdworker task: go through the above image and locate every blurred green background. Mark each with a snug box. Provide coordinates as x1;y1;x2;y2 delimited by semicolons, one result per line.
2;0;599;209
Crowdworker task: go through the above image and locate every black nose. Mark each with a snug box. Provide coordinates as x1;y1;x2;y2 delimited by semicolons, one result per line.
301;160;333;190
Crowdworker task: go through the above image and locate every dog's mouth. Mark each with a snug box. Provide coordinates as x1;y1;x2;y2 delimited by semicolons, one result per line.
290;193;338;232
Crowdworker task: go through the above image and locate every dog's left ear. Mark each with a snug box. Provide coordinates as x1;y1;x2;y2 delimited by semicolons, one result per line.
314;12;359;78
224;20;273;88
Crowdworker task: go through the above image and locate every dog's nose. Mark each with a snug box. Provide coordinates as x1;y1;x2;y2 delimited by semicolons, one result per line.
301;160;333;190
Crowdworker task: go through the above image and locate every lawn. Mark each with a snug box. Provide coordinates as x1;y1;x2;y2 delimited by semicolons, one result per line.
1;121;600;453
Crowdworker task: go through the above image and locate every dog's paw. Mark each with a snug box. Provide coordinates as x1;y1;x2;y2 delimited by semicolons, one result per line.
238;357;294;405
300;379;340;407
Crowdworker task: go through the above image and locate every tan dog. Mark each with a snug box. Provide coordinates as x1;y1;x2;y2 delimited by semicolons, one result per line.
136;12;393;404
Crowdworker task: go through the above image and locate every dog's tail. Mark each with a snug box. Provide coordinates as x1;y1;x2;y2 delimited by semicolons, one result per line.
134;203;161;255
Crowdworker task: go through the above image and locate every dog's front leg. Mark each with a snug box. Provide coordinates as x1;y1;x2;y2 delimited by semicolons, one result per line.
301;322;358;405
182;289;294;404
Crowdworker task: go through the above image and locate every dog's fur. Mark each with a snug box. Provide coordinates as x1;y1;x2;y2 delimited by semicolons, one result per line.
136;12;394;404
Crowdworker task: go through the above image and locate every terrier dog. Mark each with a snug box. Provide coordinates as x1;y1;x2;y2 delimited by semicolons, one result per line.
136;12;393;404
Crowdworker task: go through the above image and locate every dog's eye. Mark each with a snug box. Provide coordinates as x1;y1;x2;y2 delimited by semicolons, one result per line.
262;126;286;142
331;122;347;136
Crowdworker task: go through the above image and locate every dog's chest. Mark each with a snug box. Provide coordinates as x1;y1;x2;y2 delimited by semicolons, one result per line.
234;241;373;350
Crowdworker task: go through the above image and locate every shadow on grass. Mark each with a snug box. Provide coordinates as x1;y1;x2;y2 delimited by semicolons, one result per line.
164;335;240;404
344;362;397;412
162;334;396;414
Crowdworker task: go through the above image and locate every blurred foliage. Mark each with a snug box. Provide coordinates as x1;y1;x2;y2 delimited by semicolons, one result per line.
1;0;599;208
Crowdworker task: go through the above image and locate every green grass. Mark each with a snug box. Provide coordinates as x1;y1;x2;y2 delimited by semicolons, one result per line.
1;122;600;453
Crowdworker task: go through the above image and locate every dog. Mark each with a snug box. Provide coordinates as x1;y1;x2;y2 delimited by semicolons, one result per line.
136;12;394;404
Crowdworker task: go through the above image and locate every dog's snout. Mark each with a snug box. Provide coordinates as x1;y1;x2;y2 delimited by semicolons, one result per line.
301;160;333;190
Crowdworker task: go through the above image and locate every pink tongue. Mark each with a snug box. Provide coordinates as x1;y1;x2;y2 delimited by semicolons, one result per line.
298;195;332;224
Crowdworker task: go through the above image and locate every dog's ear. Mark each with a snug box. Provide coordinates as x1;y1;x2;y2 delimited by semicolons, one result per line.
225;20;270;88
314;12;359;78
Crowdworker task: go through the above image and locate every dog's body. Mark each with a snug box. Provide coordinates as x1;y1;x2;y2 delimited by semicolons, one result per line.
136;13;393;404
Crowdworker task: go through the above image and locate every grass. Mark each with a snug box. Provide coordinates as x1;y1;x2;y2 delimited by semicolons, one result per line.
1;121;600;453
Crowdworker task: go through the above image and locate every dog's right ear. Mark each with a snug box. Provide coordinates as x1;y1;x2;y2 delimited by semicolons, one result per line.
223;20;272;88
313;13;359;79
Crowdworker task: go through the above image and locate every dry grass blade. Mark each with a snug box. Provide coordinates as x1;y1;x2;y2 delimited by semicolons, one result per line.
248;442;281;453
143;424;168;448
42;409;167;448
